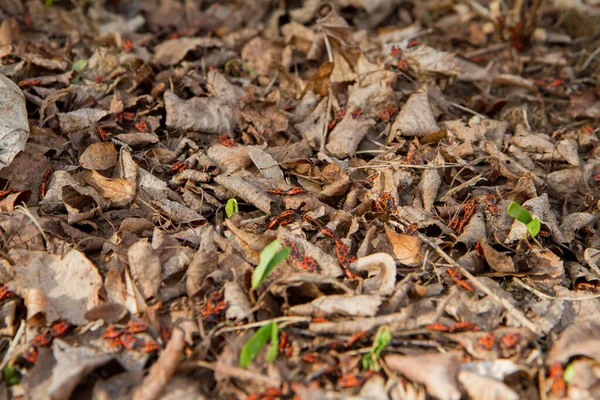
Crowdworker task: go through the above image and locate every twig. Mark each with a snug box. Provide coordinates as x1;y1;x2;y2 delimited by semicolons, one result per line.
580;46;600;72
212;316;311;337
0;320;26;370
415;232;542;335
513;278;600;301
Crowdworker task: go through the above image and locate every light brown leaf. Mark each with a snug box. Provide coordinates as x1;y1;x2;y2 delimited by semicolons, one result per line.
79;142;118;170
385;225;423;267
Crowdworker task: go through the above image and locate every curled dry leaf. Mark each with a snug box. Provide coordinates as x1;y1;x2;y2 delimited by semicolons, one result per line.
186;225;218;297
23;287;49;323
153;37;224;66
49;341;114;400
0;73;29;170
351;253;397;295
547;320;600;365
224;281;252;322
8;249;102;325
165;90;236;134
391;92;439;138
385;352;462;400
290;294;382;318
79;142;118;170
128;241;161;300
385;225;423;267
326;111;375;158
419;156;442;212
479;238;516;274
458;370;519;400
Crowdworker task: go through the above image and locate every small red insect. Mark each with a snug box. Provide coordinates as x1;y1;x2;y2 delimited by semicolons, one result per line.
334;239;356;278
50;321;70;338
120;332;140;350
478;333;496;351
102;324;125;339
390;45;402;60
247;388;282;400
125;321;148;334
425;322;450;332
2;56;16;65
217;134;236;147
399;156;416;166
319;226;336;238
266;187;307;196
18;79;41;88
97;126;109;142
0;285;16;301
594;174;600;182
295;255;318;271
108;337;124;352
475;242;484;256
575;281;598;291
449;216;460;230
487;205;501;215
397;59;409;72
407;39;420;48
302;214;320;227
169;161;189;175
405;224;418;235
281;239;299;258
551;378;566;397
23;14;32;28
582;125;594;135
134;119;150;133
118;112;136;124
338;373;369;388
32;332;53;347
485;194;497;207
499;332;520;350
302;353;325;363
351;108;362;119
363;173;379;189
548;363;564;379
160;325;172;343
140;339;161;353
455;279;475;292
122;40;134;52
22;347;38;364
450;321;474;332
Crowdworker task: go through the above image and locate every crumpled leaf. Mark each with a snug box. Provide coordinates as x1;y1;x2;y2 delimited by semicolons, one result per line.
165;90;236;134
385;225;423;267
391;92;439;138
128;240;161;300
48;340;113;400
79;142;118;170
326;111;375;158
351;253;396;295
7;249;102;325
290;294;382;317
385;352;462;400
153;37;223;66
0;74;29;170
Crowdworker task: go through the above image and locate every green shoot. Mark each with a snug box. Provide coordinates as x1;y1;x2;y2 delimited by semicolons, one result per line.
507;201;540;237
239;321;279;368
2;365;20;386
71;59;87;72
251;240;291;290
362;325;391;371
563;363;575;383
225;198;238;218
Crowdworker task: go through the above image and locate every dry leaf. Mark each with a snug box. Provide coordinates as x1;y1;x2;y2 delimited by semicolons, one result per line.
391;92;439;138
165;90;236;134
385;225;423;267
79;142;118;170
0;73;29;170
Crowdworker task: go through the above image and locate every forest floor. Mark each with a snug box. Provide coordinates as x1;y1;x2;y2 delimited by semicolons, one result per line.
0;0;600;399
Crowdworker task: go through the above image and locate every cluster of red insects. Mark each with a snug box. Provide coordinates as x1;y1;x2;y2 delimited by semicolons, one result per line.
389;40;420;73
102;321;160;353
447;267;475;292
476;331;521;352
169;160;190;175
265;189;357;278
22;320;71;364
548;363;566;396
448;198;478;234
199;288;227;323
217;134;236;147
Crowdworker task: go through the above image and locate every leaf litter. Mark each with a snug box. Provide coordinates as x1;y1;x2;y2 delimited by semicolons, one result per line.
0;0;598;398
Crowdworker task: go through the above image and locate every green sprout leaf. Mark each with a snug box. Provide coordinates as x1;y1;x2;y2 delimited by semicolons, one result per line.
507;202;532;224
526;218;541;238
71;59;87;72
44;0;55;7
563;363;576;383
2;365;20;386
507;202;540;237
251;240;291;290
239;321;279;368
225;198;238;218
362;325;391;371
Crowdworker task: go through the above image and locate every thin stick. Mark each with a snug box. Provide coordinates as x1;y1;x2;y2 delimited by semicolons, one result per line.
416;232;542;335
514;278;600;301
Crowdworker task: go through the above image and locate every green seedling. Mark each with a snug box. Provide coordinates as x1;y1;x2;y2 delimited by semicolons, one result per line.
507;202;540;238
239;321;279;368
225;198;238;218
71;59;87;72
362;325;391;371
2;365;20;386
251;239;291;290
563;363;575;383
